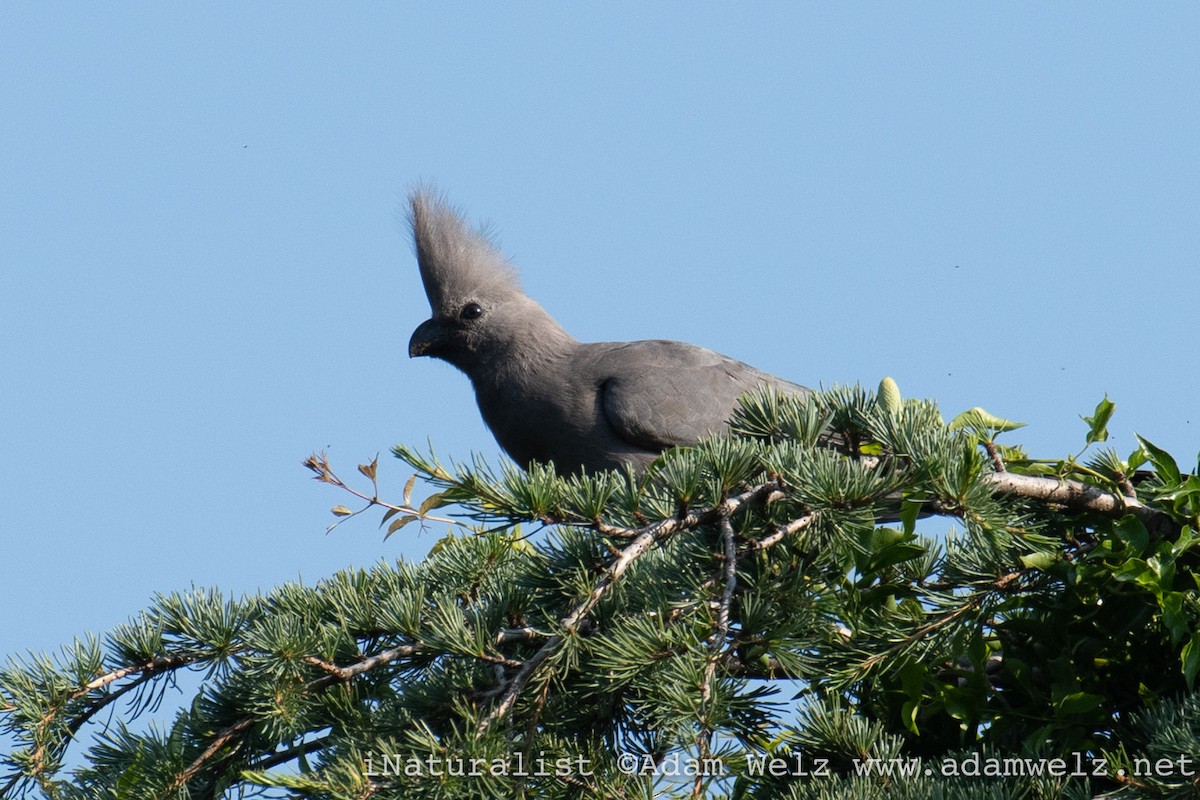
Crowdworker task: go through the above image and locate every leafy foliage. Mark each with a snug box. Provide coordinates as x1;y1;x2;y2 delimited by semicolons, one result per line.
2;384;1198;798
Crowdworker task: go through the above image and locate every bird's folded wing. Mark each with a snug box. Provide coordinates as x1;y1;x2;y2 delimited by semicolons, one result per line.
593;340;800;452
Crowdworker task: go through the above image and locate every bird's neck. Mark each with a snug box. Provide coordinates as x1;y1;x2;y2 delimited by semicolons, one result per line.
471;312;578;388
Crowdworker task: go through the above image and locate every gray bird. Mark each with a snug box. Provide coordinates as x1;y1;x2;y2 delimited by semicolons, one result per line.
406;190;815;476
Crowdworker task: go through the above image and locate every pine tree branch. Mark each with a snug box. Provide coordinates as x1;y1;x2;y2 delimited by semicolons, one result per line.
854;570;1022;678
161;632;528;790
982;472;1171;530
750;510;819;551
1;653;198;795
246;734;330;772
479;484;778;735
306;643;420;688
158;645;424;792
62;654;193;738
478;519;671;733
694;513;739;799
714;515;738;638
170;716;255;790
983;441;1006;472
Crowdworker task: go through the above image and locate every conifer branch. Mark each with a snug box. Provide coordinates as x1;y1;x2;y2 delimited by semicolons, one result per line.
170;716;255;790
305;643;421;688
479;485;776;734
751;510;819;551
854;570;1023;678
246;735;330;772
695;513;739;799
983;441;1006;472
2;652;198;794
9;385;1197;796
982;472;1170;529
715;515;738;638
161;644;427;791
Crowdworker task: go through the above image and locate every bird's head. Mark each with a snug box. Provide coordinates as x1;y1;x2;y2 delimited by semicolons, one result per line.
406;189;572;375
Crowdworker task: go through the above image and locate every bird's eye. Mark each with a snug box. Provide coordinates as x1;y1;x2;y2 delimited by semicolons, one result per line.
460;302;484;321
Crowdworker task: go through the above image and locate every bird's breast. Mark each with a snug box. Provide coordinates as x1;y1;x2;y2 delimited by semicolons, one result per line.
472;372;587;462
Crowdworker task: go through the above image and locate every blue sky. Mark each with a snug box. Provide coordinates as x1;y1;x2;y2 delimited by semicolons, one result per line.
2;3;1197;673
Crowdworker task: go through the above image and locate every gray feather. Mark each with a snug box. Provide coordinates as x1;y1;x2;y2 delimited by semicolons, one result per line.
407;189;815;476
409;190;523;315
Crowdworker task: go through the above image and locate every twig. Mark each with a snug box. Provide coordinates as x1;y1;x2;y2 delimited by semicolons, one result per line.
694;514;739;800
855;570;1023;677
477;520;669;732
478;484;778;735
983;441;1006;472
751;511;819;551
170;716;255;790
714;516;738;637
304;452;457;528
247;734;330;772
306;643;420;689
2;653;198;795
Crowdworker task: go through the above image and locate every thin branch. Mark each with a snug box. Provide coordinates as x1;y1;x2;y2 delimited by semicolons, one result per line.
165;640;427;782
478;484;778;735
714;515;738;637
495;626;544;645
306;643;420;690
2;653;199;795
855;597;979;677
854;570;1023;677
170;716;255;790
694;513;739;800
304;452;457;528
983;441;1006;472
477;520;671;733
247;734;330;772
83;654;191;692
751;511;819;551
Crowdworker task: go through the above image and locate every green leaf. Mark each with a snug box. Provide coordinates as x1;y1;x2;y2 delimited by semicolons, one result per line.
1172;526;1200;559
866;542;925;574
1148;552;1176;592
900;699;920;734
899;497;922;536
426;531;457;555
1054;691;1104;716
1136;435;1181;486
949;406;1026;438
1160;592;1188;644
1183;632;1200;688
1020;552;1057;571
1113;515;1149;556
1113;557;1151;585
899;660;925;734
1081;395;1115;445
941;685;982;723
1157;474;1200;513
1127;444;1150;472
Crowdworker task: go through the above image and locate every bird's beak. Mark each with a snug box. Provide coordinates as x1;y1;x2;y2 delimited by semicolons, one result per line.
408;318;441;358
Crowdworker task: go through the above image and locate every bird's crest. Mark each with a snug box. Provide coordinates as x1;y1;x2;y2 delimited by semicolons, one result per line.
408;189;523;314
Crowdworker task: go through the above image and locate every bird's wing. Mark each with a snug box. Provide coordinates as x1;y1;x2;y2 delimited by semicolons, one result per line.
589;340;809;452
